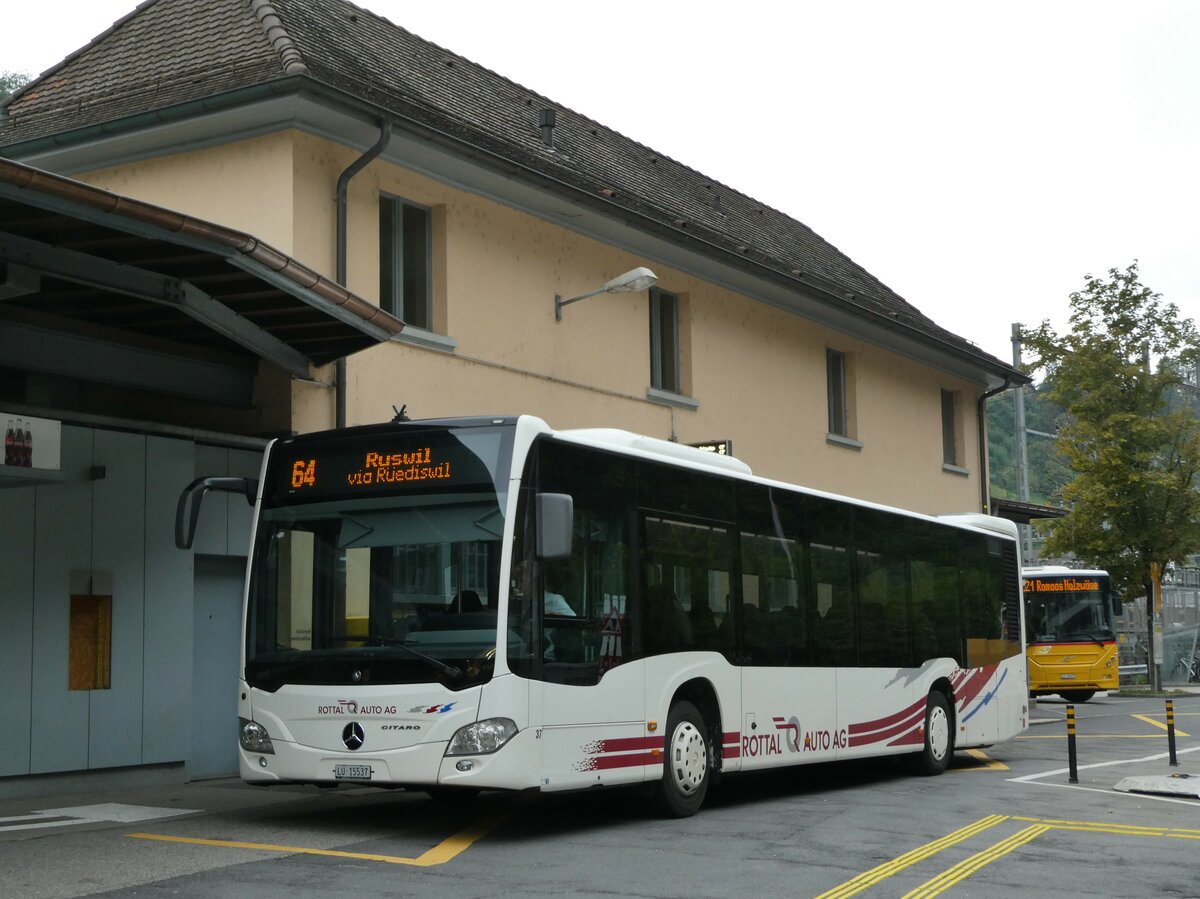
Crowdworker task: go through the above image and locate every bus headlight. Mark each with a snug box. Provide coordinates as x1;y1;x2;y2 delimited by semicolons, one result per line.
239;718;275;754
445;718;517;756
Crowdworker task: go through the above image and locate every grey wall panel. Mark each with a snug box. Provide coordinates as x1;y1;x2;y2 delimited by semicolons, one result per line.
192;445;231;556
226;448;263;559
142;435;195;765
30;426;93;774
88;430;147;769
190;556;246;778
0;485;36;777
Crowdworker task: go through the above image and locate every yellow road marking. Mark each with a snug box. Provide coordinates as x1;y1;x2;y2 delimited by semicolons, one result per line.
1012;816;1200;840
956;749;1009;771
1132;714;1190;737
902;824;1050;899
129;800;518;867
822;813;1200;898
813;815;1008;899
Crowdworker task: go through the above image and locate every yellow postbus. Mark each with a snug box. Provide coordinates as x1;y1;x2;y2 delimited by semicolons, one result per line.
1024;566;1119;702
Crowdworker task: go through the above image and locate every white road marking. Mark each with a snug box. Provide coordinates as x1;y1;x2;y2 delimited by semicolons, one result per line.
0;803;199;832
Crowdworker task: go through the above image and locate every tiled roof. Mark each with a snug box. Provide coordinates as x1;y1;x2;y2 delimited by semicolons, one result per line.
2;0;284;140
0;0;1020;379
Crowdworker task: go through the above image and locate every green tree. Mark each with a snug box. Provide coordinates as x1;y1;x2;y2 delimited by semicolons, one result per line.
1022;262;1200;605
1;70;30;103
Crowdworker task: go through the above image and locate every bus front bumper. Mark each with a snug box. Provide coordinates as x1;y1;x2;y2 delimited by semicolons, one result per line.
239;726;541;791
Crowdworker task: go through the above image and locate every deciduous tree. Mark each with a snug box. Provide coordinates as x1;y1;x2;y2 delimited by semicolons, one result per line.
1022;262;1200;607
1;71;30;103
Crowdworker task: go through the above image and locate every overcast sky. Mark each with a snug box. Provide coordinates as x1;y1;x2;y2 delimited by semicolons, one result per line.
4;1;1199;363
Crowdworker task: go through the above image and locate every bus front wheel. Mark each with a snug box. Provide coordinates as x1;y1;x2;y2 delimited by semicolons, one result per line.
914;691;953;776
655;700;709;817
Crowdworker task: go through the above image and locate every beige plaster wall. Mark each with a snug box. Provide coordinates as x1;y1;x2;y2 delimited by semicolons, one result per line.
79;133;297;251
77;130;988;516
285;130;985;515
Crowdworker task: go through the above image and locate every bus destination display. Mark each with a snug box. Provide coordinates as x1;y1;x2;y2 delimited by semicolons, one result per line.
272;438;476;503
1023;577;1101;594
289;447;452;491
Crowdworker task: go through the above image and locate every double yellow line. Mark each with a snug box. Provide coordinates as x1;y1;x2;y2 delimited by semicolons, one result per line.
815;814;1008;899
818;813;1200;899
902;823;1049;898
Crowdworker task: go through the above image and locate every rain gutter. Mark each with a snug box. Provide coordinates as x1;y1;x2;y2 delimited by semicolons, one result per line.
334;119;393;428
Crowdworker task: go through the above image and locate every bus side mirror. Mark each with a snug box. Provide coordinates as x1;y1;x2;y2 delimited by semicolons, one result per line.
176;476;258;550
536;492;573;560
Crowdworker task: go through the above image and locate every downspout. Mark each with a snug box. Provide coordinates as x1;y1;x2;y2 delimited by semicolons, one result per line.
977;376;1012;513
335;119;393;428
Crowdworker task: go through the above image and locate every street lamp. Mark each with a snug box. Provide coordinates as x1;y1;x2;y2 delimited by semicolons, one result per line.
554;267;658;321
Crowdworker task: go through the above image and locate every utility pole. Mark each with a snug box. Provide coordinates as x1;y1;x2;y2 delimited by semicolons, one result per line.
1150;562;1162;692
1012;323;1034;562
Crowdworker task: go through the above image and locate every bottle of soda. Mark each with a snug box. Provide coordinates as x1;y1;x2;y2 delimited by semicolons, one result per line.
4;419;14;467
22;420;33;468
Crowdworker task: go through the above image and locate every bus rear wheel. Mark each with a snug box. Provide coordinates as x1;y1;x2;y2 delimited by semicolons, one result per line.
655;700;709;817
914;691;953;776
1059;690;1095;703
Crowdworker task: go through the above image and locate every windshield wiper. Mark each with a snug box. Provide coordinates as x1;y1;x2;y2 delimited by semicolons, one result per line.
358;634;463;680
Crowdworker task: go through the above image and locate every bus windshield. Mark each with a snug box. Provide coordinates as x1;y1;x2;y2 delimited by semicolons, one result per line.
245;423;516;690
1025;574;1113;644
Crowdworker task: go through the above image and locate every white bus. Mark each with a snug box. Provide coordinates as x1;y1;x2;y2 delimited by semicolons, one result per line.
179;415;1027;816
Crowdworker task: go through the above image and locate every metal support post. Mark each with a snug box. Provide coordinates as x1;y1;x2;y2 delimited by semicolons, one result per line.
1011;323;1034;562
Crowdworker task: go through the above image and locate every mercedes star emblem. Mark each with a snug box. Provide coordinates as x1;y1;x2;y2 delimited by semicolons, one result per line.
342;722;365;750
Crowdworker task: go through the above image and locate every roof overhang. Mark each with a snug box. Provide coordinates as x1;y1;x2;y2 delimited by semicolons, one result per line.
989;497;1067;526
0;156;402;403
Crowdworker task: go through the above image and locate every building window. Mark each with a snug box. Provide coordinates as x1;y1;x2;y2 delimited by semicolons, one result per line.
649;287;680;394
379;194;432;329
941;389;960;466
827;348;849;438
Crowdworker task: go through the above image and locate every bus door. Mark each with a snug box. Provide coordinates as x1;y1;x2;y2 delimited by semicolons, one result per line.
835;508;917;762
638;509;742;771
736;484;829;772
521;441;646;792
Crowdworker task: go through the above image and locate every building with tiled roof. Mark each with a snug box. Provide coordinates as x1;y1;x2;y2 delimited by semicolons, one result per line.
0;0;1027;787
3;0;1012;382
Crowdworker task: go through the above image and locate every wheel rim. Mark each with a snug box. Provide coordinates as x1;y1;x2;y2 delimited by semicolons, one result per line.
928;704;949;762
668;720;707;795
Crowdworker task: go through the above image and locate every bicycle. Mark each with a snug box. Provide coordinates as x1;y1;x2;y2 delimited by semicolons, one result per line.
1176;651;1200;684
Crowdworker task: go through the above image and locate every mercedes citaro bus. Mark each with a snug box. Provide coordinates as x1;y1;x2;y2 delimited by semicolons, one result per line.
178;415;1028;816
